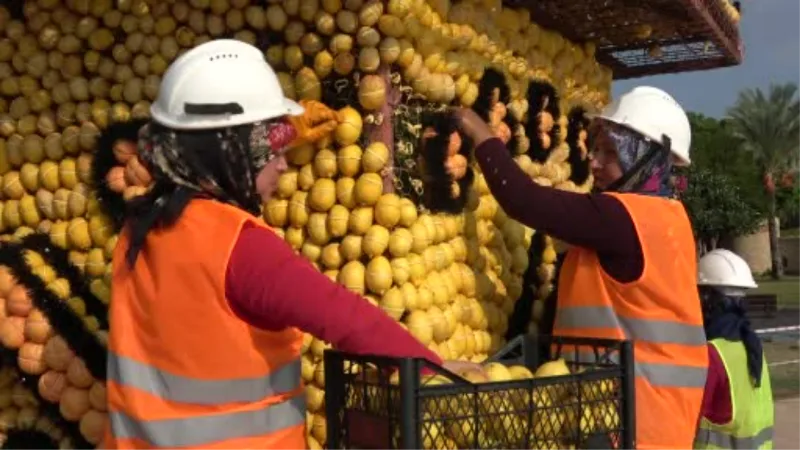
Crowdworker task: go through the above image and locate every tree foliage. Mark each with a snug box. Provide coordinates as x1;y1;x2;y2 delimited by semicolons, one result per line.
681;167;762;253
683;112;765;254
726;83;800;179
725;83;800;278
687;112;763;207
681;85;799;270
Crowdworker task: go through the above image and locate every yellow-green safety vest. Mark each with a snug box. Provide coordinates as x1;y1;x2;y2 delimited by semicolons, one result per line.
695;338;774;449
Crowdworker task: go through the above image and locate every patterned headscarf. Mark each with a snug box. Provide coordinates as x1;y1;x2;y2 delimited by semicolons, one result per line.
137;120;296;214
123;119;296;266
592;120;675;198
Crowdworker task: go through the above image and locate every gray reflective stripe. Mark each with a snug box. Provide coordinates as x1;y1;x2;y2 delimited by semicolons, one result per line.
695;426;773;449
636;361;707;387
557;305;707;388
556;306;706;346
562;351;707;387
110;394;306;447
108;351;301;405
556;306;623;330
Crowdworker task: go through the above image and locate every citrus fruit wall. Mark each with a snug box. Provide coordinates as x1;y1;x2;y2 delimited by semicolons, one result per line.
0;0;611;447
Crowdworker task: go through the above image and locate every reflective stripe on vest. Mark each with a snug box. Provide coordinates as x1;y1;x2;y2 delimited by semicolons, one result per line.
563;349;707;388
556;306;707;346
694;427;773;449
108;351;302;404
110;395;306;448
557;305;707;388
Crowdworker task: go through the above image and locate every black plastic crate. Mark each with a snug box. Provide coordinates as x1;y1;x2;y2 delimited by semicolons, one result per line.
324;335;635;449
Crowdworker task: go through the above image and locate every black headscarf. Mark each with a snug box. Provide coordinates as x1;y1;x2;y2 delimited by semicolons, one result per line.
700;286;764;387
123;119;295;267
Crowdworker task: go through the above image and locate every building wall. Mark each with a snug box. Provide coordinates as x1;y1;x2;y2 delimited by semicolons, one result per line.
726;218;798;275
730;220;772;275
780;237;799;275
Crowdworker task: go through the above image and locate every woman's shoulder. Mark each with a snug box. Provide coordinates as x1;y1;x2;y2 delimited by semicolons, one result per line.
606;193;690;221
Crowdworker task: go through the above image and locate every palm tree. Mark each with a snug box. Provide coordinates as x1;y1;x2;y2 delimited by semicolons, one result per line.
726;83;800;279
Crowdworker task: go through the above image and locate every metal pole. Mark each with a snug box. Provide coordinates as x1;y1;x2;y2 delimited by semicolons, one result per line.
620;340;637;449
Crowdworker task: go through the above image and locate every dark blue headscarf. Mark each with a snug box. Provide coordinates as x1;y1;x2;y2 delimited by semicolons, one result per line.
700;286;764;387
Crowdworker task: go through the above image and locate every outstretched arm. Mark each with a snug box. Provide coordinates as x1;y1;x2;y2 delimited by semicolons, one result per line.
473;137;638;257
225;223;442;364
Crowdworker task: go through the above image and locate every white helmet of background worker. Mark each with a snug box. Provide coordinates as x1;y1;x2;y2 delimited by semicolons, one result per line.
150;39;304;130
698;249;759;297
593;86;692;166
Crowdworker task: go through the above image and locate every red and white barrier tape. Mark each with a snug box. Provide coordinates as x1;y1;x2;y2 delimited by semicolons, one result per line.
769;359;800;367
756;325;800;334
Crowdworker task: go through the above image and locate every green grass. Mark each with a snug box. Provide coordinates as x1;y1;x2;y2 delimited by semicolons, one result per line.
754;275;800;308
782;228;800;238
763;341;800;399
755;275;800;399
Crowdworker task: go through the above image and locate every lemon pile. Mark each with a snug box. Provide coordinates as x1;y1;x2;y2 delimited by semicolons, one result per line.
719;0;741;24
0;0;614;447
378;358;618;449
524;237;555;336
265;104;536;447
262;0;612;112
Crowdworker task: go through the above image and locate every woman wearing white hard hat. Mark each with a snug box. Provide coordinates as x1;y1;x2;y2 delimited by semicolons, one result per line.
453;85;706;448
695;249;774;450
102;40;480;449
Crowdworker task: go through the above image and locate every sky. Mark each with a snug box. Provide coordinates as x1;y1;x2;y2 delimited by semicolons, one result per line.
613;0;800;118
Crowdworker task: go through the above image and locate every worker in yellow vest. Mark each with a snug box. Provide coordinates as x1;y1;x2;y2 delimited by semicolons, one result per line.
695;249;774;449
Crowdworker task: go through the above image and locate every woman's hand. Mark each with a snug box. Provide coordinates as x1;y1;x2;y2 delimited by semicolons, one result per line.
442;360;488;378
452;108;496;147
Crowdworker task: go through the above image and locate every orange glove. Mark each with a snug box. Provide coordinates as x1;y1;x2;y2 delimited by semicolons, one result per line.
287;100;340;148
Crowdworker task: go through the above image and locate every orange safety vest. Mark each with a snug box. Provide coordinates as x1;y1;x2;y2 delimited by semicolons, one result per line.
104;199;307;449
553;193;708;449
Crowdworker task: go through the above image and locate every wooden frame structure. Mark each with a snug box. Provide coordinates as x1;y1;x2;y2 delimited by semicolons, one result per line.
505;0;743;79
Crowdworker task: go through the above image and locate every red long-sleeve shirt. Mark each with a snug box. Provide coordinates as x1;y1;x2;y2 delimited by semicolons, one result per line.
224;221;442;365
219;137;730;423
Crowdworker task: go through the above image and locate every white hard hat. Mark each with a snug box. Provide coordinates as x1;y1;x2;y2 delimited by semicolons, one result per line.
150;39;304;130
593;86;692;166
698;249;758;290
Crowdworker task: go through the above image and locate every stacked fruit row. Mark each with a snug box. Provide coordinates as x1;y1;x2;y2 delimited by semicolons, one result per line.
0;0;609;447
266;103;537;446
0;239;108;447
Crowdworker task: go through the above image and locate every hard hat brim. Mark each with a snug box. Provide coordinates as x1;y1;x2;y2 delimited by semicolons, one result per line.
283;98;304;117
150;98;306;130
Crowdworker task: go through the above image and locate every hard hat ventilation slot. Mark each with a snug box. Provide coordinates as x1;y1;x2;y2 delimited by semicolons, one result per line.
184;102;244;116
208;54;240;61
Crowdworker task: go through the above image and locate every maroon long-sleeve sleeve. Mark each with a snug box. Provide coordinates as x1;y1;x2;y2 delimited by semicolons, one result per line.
701;344;733;424
224;222;442;365
473;138;643;282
